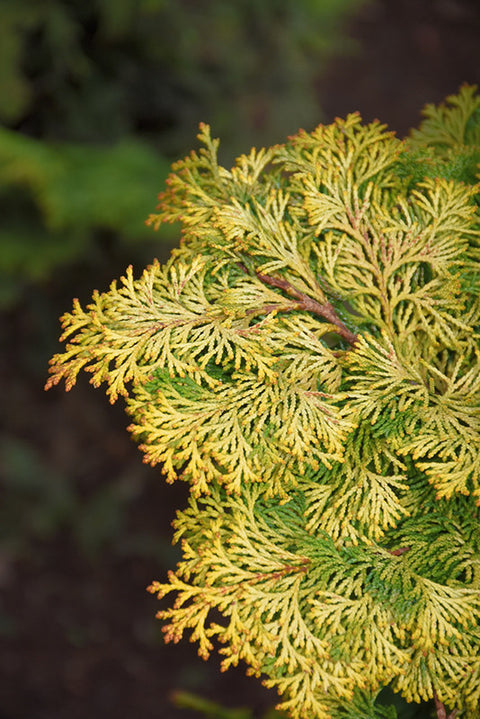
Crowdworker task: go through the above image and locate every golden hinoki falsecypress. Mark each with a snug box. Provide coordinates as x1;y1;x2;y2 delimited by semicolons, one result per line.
47;86;480;719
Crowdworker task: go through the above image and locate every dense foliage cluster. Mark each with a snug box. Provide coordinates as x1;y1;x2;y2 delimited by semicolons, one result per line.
48;87;480;719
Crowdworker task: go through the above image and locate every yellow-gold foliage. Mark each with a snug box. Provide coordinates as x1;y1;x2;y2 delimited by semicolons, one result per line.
48;86;480;718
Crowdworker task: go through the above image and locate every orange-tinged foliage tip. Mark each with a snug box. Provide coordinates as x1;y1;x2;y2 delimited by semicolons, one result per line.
44;373;59;392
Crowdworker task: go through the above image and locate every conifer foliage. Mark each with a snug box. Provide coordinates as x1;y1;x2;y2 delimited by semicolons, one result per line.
47;87;480;719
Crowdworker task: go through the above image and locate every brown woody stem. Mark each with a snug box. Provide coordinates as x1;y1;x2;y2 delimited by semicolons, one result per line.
256;271;358;346
433;693;457;719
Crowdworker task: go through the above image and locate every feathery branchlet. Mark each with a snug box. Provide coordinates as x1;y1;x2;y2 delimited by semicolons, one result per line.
47;87;480;719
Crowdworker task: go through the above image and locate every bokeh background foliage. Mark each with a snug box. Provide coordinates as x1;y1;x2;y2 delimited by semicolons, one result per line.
0;0;363;306
1;1;480;718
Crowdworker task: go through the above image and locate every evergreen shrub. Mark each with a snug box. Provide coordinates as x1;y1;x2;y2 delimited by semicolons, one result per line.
47;86;480;719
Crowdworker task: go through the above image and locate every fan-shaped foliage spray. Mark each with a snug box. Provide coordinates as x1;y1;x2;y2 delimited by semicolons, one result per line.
47;87;480;719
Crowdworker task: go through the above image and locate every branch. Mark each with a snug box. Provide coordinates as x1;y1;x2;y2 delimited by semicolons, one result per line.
433;692;457;719
256;271;358;346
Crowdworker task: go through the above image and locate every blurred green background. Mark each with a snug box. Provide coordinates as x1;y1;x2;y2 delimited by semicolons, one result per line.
0;1;479;718
0;0;366;308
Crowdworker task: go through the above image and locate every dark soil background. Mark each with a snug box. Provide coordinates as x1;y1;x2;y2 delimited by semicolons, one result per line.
1;1;480;718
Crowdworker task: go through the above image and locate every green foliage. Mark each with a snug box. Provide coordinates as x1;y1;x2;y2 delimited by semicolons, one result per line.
171;689;287;719
0;127;171;304
0;0;367;306
48;86;480;719
0;0;366;147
